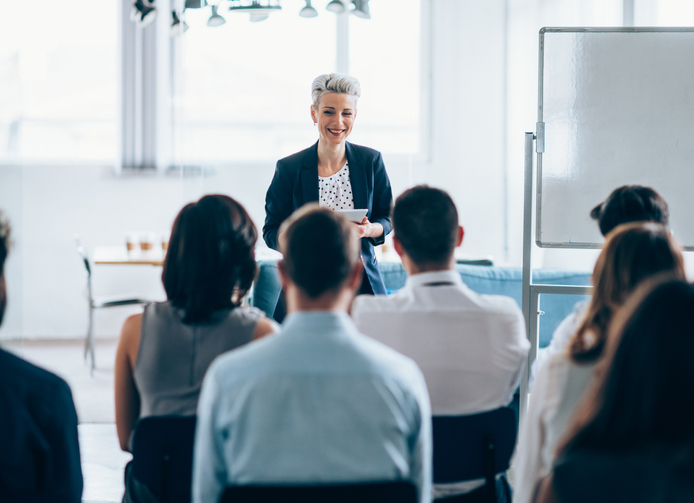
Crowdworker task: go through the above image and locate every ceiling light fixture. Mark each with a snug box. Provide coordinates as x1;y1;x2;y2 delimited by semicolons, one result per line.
299;0;318;18
170;10;190;37
325;0;345;13
207;5;227;26
131;0;157;27
228;0;281;22
351;0;370;19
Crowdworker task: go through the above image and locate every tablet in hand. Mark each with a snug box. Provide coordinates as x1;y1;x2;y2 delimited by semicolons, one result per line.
334;209;368;223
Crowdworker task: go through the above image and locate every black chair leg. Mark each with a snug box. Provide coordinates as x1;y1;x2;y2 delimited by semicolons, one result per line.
161;454;171;503
484;434;496;503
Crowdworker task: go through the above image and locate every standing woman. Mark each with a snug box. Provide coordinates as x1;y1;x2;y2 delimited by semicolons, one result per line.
264;73;393;317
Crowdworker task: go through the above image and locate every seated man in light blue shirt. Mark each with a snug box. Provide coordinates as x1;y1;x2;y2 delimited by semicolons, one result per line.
192;204;432;503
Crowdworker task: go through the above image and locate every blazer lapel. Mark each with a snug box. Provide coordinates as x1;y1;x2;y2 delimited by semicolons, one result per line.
345;142;367;211
300;141;320;205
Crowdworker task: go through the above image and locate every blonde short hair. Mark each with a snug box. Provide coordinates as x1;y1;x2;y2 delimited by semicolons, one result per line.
311;73;361;108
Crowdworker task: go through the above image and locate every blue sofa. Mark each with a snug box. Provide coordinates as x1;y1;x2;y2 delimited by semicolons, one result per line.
251;260;591;349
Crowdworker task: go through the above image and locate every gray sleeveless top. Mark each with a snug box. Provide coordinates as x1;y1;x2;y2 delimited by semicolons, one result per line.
133;301;264;418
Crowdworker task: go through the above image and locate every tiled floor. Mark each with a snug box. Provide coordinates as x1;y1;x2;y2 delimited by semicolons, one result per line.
80;424;131;503
4;339;128;503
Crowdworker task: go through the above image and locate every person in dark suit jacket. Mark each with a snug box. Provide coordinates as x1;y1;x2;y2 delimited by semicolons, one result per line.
0;214;83;503
264;73;393;321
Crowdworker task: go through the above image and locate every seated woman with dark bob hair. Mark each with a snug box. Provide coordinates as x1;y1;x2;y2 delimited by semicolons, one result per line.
535;277;694;503
115;195;277;499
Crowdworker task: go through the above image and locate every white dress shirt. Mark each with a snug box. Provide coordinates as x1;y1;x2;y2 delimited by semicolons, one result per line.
511;351;595;503
531;301;588;383
193;311;432;503
351;270;529;498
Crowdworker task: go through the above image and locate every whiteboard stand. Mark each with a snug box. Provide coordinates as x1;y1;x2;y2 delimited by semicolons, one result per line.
520;27;694;419
519;132;592;420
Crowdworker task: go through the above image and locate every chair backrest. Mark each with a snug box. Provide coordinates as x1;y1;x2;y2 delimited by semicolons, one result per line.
131;415;197;503
75;244;92;277
432;407;517;484
219;481;418;503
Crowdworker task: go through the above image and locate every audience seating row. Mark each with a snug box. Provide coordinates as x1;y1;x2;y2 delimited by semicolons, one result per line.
130;407;517;503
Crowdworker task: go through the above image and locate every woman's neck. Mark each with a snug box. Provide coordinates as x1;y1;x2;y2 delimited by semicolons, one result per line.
317;139;347;177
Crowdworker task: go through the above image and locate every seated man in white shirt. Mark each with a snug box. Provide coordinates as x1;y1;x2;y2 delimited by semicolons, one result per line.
192;204;432;503
351;185;529;502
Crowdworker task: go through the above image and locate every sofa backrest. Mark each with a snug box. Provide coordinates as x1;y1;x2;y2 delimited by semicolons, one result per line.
251;260;591;349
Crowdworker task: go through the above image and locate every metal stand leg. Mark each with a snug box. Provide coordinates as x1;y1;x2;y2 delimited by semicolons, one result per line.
520;132;536;421
85;303;95;375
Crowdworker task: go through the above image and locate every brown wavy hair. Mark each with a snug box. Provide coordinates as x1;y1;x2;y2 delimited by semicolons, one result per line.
570;222;684;364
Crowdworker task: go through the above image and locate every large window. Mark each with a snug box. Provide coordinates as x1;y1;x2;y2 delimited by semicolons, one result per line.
0;1;118;162
174;0;423;163
348;0;421;155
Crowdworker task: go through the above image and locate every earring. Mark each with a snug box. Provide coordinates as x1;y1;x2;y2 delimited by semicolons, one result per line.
313;122;317;126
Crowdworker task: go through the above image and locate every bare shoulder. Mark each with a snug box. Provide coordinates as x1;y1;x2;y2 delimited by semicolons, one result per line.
121;313;143;339
117;313;143;363
252;316;280;341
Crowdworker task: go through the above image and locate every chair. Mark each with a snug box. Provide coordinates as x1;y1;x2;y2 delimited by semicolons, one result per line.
130;415;197;503
432;407;517;503
76;241;148;373
219;481;418;503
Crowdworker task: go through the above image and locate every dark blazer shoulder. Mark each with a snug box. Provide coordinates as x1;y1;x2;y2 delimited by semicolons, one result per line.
277;142;319;171
0;348;69;392
346;142;382;162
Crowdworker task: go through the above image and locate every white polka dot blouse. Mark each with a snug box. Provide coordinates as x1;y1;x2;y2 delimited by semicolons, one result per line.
318;162;354;211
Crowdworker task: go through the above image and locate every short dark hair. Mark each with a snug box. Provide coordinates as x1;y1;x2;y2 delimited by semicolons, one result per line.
0;212;11;326
590;185;669;237
162;195;257;324
393;185;459;265
279;205;360;298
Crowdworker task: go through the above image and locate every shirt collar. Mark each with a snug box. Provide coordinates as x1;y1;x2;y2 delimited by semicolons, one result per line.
282;310;357;335
404;269;464;289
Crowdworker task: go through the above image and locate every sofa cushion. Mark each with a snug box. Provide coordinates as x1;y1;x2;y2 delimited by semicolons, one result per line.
251;260;591;349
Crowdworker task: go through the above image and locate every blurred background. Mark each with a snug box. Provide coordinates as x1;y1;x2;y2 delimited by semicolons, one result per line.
1;0;693;343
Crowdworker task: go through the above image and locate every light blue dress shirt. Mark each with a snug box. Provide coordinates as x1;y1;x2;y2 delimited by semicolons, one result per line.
192;311;432;503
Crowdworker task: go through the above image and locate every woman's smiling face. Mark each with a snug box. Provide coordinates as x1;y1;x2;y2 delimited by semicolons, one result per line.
311;92;357;146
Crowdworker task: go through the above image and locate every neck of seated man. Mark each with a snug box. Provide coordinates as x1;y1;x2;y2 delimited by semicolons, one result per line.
400;253;456;277
285;285;354;314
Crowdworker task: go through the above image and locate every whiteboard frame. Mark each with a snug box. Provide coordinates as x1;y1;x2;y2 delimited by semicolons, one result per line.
536;27;694;250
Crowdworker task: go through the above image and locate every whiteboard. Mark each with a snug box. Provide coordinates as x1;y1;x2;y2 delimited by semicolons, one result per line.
537;28;694;249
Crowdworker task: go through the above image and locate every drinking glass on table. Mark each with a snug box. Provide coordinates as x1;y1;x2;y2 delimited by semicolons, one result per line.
125;232;139;252
161;231;170;252
140;232;156;252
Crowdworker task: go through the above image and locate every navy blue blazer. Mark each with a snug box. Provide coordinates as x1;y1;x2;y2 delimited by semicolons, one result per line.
264;141;393;294
0;348;83;502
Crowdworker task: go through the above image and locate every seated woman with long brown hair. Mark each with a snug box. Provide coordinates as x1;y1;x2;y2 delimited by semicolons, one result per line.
512;223;685;503
114;195;277;501
536;277;694;502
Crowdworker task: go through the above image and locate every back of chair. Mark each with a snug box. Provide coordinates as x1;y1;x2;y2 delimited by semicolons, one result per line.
131;415;197;503
75;243;92;277
219;481;418;503
432;407;517;485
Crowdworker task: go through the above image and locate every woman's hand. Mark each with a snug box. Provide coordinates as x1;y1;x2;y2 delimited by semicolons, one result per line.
355;217;384;240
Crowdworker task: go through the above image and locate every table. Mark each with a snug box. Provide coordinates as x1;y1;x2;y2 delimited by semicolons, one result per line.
93;246;165;266
93;246;283;266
